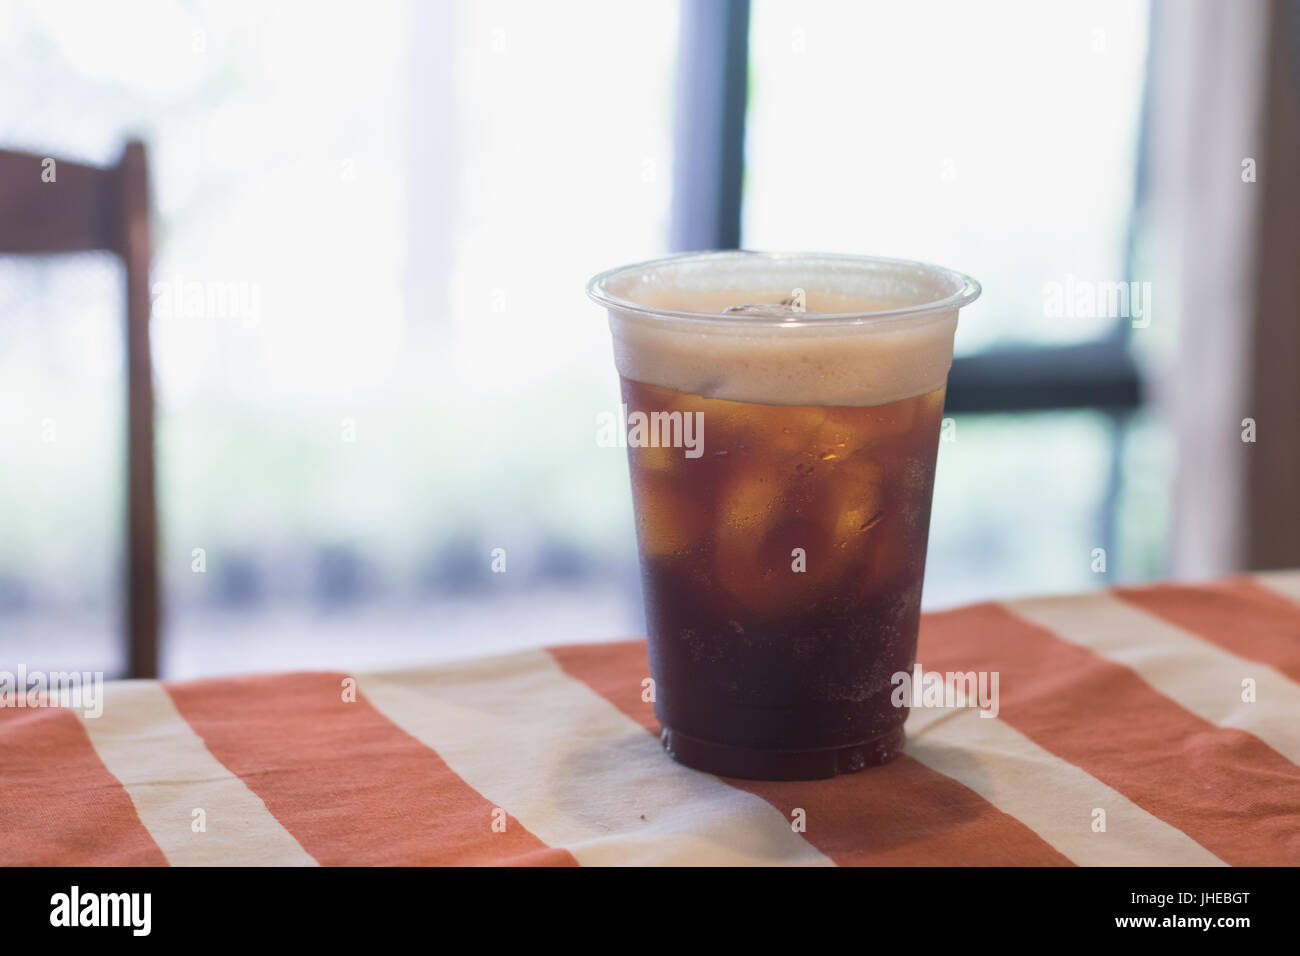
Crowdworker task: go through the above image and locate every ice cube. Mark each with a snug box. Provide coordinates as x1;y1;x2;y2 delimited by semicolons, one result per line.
632;473;707;558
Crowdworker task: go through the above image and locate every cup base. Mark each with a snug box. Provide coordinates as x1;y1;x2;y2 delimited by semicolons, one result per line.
659;724;905;780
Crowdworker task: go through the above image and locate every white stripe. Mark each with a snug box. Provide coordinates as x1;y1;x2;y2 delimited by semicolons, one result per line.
905;706;1226;866
359;651;832;866
1252;569;1300;607
1004;591;1300;764
78;681;317;866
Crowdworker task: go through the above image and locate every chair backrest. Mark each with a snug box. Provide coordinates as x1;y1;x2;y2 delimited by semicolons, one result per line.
0;142;158;678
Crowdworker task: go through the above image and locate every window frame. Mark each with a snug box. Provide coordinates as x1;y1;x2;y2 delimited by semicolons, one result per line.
671;0;1152;571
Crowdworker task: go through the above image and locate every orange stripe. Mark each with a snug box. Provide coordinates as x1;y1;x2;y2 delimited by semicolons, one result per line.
164;672;575;866
0;706;167;865
921;603;1300;866
547;640;1071;866
1116;580;1300;685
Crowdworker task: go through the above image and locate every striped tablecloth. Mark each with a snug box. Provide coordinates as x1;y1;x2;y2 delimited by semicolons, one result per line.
5;572;1300;866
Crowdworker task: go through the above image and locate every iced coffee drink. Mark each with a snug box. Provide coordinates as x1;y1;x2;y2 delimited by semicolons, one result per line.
588;252;980;779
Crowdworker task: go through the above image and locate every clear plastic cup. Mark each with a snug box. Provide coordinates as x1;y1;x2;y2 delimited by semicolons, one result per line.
589;251;980;779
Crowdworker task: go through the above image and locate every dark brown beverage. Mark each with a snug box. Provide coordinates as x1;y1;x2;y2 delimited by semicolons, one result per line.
589;251;979;779
623;377;945;779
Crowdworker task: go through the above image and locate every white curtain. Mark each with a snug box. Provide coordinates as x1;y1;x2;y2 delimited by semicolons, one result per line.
1140;0;1273;577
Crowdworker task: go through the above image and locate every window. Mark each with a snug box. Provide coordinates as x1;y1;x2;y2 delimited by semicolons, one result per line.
1;0;1172;676
684;0;1166;606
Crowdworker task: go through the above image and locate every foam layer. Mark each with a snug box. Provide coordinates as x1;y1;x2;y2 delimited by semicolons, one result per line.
593;253;977;407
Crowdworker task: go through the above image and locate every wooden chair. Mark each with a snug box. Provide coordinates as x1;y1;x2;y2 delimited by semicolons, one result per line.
0;142;159;678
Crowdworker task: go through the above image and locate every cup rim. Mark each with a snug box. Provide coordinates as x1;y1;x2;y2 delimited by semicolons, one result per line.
586;250;981;328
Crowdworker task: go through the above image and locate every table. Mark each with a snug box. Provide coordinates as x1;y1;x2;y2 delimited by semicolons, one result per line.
4;572;1299;865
